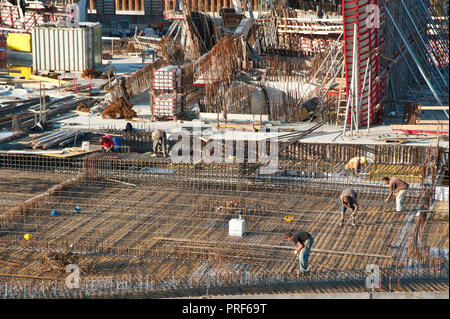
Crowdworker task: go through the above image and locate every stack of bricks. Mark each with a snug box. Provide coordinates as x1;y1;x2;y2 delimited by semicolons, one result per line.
151;65;185;120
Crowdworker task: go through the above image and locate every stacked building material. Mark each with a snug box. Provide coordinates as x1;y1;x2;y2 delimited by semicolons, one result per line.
152;92;184;118
31;130;84;150
151;65;184;120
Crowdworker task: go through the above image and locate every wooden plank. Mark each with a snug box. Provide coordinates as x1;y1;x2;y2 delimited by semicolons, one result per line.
418;120;448;124
42;148;101;158
420;106;449;110
29;74;69;85
391;125;449;130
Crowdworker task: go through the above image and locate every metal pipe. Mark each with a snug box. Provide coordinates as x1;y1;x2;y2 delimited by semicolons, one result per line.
367;66;371;134
383;3;446;110
343;24;357;137
299;32;343;103
399;0;447;91
357;56;370;132
386;27;433;106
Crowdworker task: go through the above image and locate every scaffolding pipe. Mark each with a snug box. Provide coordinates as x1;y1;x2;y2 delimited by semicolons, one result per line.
383;3;446;110
421;0;450;55
367;66;371;134
298;32;343;103
400;0;448;91
343;24;357;137
357;56;370;132
386;27;434;106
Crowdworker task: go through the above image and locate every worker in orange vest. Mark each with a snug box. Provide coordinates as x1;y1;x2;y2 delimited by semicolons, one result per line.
345;156;367;178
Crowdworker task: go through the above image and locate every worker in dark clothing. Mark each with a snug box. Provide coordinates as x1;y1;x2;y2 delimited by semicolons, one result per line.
317;6;324;19
284;231;314;272
197;98;206;113
124;122;133;133
383;176;409;212
340;188;360;226
151;129;168;157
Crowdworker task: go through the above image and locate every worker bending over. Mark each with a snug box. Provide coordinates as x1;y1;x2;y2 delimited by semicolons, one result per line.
284;230;314;273
339;188;359;226
383;176;409;212
345;156;367;178
151;129;168;157
99;135;123;152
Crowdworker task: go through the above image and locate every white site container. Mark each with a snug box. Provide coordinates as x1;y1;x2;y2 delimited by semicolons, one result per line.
32;22;102;73
228;216;245;237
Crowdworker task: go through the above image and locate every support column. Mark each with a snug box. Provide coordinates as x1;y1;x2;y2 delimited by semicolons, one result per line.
211;0;215;12
115;0;120;11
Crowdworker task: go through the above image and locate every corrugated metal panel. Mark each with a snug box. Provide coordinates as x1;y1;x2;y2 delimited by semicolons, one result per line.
103;0;115;15
87;13;164;24
146;0;163;16
96;0;104;14
32;22;101;73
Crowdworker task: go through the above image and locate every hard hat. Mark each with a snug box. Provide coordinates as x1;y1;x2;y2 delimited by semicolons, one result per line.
360;157;367;164
50;209;59;217
24;233;32;240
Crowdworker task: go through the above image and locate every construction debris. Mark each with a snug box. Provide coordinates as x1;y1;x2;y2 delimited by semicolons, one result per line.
41;250;79;272
76;103;90;113
102;97;137;120
81;67;103;79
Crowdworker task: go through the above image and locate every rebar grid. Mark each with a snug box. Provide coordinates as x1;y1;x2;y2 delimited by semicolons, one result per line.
0;256;447;299
0;142;446;297
0;174;432;272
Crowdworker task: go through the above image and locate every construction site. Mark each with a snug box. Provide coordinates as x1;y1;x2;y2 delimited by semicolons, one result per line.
0;0;448;299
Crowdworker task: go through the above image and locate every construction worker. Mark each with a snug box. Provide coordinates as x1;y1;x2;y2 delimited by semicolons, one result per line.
124;122;133;133
151;129;168;157
383;176;409;212
284;231;314;272
345;156;367;178
318;7;324;19
339;188;359;226
99;135;114;152
99;135;123;152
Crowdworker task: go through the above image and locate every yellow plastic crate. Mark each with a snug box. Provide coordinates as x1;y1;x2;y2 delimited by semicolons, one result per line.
7;33;32;52
8;65;32;79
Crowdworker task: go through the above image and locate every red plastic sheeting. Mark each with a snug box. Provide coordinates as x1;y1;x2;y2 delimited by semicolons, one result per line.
342;0;382;125
392;129;449;135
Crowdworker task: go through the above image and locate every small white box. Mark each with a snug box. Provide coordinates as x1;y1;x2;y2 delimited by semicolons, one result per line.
81;141;90;151
229;216;245;237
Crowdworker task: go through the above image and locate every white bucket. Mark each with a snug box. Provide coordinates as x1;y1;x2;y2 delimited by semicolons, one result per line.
81;141;90;151
228;216;245;237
